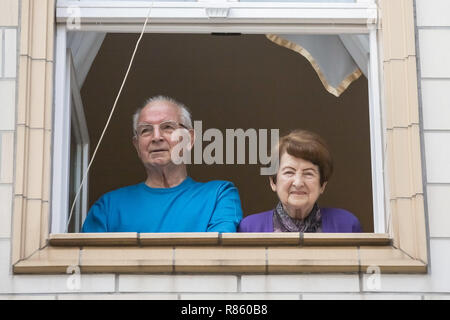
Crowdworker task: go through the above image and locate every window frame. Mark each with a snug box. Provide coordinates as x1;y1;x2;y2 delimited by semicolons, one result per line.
68;51;90;233
52;0;386;234
12;0;428;274
52;34;91;234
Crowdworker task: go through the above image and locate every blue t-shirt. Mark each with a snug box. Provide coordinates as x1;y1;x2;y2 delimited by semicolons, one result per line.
81;177;243;233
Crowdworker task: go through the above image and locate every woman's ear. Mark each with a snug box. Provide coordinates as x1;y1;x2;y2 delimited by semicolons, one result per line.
269;176;277;192
320;181;328;194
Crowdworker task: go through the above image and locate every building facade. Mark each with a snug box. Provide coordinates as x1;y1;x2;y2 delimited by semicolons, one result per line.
0;0;449;299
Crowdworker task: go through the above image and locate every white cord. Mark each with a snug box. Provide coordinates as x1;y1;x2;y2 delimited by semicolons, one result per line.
66;6;153;232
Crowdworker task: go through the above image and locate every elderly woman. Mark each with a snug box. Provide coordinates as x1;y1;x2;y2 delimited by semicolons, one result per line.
238;130;362;233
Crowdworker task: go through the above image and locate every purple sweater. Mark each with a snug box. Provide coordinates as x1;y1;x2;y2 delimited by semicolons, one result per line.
238;208;362;233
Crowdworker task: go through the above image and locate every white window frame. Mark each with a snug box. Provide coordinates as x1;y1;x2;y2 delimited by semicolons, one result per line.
52;0;386;233
52;34;90;233
69;51;90;232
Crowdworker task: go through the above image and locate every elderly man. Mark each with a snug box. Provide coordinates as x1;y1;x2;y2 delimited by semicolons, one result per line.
82;96;243;232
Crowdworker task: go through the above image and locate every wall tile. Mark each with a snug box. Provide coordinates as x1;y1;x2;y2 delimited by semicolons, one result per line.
25;128;45;199
0;185;12;237
4;29;17;78
427;185;450;238
302;293;422;300
30;2;48;60
180;293;300;300
46;1;54;62
0;80;15;130
13;125;25;195
267;246;359;273
23;199;43;258
0;239;12;280
0;29;3;76
424;132;450;183
175;247;266;273
362;239;450;292
0;294;56;300
2;274;116;294
384;60;414;128
29;60;46;128
396;198;418;257
241;275;360;293
412;194;428;263
410;125;424;195
421;80;450;130
1;243;113;293
0;132;14;183
419;30;450;78
19;0;30;57
381;0;415;60
416;0;450;27
423;295;450;300
44;62;53;130
81;247;173;273
11;195;23;264
57;293;178;300
42;130;51;201
391;128;414;197
119;275;238;293
0;0;19;26
303;293;363;300
16;56;29;126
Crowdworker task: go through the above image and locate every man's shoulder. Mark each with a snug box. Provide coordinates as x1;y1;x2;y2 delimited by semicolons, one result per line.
99;183;144;200
192;179;236;190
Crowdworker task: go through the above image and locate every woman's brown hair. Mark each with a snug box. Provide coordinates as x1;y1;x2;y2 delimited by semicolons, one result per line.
271;130;333;186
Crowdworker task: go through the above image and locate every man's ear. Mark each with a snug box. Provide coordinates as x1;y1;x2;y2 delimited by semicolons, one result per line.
132;136;139;154
188;129;195;150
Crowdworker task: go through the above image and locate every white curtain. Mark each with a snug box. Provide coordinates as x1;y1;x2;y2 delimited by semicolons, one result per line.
267;34;369;97
67;32;106;88
66;31;369;97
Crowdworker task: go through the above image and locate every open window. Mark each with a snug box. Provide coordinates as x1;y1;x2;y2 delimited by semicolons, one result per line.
12;0;428;274
52;0;385;234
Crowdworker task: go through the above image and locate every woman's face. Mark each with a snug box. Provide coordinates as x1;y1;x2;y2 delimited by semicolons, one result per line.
270;152;327;220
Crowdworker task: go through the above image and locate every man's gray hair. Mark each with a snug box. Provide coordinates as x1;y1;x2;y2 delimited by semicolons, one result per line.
132;95;193;135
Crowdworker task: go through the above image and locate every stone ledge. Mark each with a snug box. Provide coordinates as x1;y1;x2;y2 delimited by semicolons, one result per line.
13;243;427;274
48;232;392;247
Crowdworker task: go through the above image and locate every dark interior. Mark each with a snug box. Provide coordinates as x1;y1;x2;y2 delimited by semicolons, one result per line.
80;33;374;232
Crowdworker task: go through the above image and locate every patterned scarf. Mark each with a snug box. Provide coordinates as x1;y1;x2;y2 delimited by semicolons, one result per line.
273;202;322;233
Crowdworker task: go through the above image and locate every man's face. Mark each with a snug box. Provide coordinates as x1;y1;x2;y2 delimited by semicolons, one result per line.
133;100;189;169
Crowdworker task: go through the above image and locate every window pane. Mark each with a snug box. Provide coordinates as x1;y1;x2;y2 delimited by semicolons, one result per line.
80;33;373;232
68;127;78;233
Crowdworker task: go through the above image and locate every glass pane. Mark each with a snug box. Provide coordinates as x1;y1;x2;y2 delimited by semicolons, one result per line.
67;127;78;233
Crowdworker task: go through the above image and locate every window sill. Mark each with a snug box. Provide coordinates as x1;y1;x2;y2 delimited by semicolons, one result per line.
47;232;391;246
12;233;427;274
